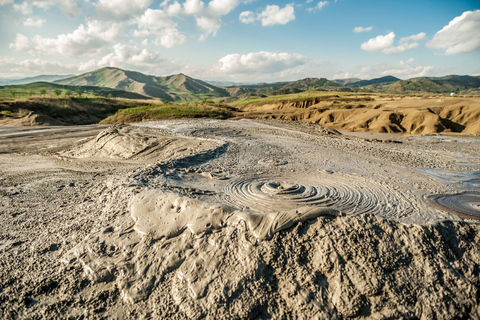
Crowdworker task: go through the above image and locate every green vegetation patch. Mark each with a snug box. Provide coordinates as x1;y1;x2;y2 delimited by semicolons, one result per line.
231;91;374;108
101;102;235;124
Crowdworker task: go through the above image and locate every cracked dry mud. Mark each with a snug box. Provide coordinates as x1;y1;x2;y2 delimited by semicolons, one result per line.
1;119;480;319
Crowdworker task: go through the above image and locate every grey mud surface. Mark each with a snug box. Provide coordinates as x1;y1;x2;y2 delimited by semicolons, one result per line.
1;119;480;319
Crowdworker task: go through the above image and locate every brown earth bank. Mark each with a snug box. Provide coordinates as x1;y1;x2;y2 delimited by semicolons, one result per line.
1;119;480;319
0;98;154;126
233;95;480;135
1;94;479;136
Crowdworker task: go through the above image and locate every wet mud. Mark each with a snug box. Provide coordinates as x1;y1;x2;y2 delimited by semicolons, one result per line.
1;119;480;319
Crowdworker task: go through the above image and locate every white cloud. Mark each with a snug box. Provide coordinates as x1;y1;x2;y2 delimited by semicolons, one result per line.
137;9;177;29
308;1;328;13
183;0;204;15
359;58;434;79
92;43;162;69
0;56;80;78
14;0;81;18
96;0;153;20
196;16;222;39
0;0;14;5
400;32;426;43
259;4;295;27
216;51;306;75
166;1;182;15
24;17;46;27
427;10;480;55
9;34;31;51
353;26;372;33
179;0;240;39
239;10;255;24
207;0;238;16
29;19;125;57
134;9;185;48
361;32;425;54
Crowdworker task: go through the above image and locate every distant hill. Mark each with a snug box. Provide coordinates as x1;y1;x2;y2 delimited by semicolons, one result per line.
333;78;361;86
55;67;229;101
346;76;400;88
376;75;480;94
0;74;75;86
284;77;344;91
226;78;342;98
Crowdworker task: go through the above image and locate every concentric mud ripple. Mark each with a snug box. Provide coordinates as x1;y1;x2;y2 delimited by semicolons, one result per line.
220;174;415;217
426;192;480;221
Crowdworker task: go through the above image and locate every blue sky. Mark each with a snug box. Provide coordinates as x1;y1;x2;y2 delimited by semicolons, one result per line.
0;0;479;82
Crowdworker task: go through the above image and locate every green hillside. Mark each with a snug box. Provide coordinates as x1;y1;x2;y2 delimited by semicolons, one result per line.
375;75;480;94
0;81;149;100
333;78;361;86
55;67;230;102
284;77;344;91
347;76;400;88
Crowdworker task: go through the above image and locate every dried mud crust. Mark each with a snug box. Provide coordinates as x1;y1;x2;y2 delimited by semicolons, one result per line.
1;119;480;320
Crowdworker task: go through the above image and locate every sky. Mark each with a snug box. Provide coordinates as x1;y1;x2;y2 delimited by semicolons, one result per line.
0;0;479;82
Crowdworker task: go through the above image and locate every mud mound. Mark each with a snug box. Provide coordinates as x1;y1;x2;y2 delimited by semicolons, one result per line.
439;105;480;134
400;110;448;135
63;181;480;319
220;174;417;218
61;124;224;161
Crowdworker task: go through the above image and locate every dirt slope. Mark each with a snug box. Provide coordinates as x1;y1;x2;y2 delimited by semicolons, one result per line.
236;95;480;135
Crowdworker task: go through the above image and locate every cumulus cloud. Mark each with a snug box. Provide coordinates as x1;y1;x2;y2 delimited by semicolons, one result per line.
9;34;31;51
239;10;255;24
178;0;239;39
216;51;306;75
361;32;426;54
0;0;14;5
259;4;295;26
28;19;125;57
427;10;480;55
359;58;434;79
13;0;81;18
134;9;185;47
96;0;154;20
353;26;372;33
91;43;162;69
24;17;46;27
307;1;328;13
0;56;79;78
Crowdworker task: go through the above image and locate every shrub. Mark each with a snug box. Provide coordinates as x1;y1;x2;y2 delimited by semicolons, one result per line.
53;88;62;97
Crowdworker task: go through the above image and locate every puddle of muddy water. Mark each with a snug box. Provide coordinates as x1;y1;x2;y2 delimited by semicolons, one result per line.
407;135;474;144
415;168;480;191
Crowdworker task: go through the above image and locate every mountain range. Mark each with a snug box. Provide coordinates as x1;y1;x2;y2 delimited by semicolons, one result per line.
55;68;229;102
2;67;480;101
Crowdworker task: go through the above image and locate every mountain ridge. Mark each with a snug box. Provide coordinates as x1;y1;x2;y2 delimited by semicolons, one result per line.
55;67;229;101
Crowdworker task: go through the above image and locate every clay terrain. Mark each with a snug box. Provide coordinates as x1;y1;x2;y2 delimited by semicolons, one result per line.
233;94;480;135
1;115;480;318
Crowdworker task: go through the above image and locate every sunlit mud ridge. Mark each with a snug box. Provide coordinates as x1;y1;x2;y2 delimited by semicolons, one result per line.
50;120;480;319
427;191;480;221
